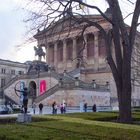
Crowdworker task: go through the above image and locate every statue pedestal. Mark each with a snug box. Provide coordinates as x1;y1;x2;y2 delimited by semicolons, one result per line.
17;113;32;123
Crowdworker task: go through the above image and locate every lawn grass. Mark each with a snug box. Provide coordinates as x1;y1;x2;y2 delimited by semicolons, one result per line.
0;112;140;140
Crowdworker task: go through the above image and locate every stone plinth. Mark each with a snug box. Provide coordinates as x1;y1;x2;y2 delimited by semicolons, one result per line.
17;114;32;123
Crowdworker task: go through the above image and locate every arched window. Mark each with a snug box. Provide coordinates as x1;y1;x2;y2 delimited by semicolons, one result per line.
29;81;37;103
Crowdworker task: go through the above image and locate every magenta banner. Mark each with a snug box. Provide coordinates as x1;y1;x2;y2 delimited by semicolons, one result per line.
39;80;46;95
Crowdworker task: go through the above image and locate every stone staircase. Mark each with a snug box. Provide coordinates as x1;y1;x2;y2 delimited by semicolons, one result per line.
2;71;63;105
3;69;110;105
35;71;110;104
67;68;81;77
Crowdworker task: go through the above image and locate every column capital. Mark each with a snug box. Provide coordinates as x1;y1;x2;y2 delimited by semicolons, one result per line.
72;36;77;40
62;39;67;44
94;31;99;37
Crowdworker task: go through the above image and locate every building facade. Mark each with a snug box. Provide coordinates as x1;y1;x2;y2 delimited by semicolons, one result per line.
34;15;109;73
33;14;140;107
2;15;140;109
0;59;27;104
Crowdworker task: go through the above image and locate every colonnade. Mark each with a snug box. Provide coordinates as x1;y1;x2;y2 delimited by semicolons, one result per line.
43;33;105;72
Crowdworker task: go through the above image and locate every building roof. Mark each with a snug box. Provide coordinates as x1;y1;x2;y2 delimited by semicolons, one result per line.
34;14;106;39
0;58;27;68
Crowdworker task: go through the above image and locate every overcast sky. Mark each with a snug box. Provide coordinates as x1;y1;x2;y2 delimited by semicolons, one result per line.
0;0;35;63
0;0;138;63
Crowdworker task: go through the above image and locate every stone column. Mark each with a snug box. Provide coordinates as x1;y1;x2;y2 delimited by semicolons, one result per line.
72;37;77;68
63;39;67;70
94;33;99;70
72;37;77;59
83;34;87;60
54;42;58;68
45;44;49;64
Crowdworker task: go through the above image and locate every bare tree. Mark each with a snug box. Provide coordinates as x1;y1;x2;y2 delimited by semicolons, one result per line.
24;0;140;123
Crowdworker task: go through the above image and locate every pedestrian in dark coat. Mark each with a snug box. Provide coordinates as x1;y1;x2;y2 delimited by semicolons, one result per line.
84;103;87;112
39;103;43;114
92;104;97;112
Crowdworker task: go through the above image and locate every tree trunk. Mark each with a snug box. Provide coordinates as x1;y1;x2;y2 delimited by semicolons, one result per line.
117;86;132;123
116;63;132;123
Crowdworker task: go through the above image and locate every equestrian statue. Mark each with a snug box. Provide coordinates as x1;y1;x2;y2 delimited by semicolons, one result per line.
34;45;46;61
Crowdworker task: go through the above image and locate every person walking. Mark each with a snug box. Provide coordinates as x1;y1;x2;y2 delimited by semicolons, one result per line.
92;104;97;112
32;102;36;114
84;102;87;112
54;103;58;114
39;103;43;114
52;101;56;114
60;103;64;114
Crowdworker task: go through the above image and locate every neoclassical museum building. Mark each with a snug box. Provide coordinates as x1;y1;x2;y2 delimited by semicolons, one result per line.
33;13;140;107
35;15;108;73
2;14;140;109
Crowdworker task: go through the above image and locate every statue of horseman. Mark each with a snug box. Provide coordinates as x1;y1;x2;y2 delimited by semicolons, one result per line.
34;45;46;61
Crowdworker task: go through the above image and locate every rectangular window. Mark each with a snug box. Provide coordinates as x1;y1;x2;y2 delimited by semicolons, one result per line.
1;68;6;74
58;46;63;62
87;42;94;58
11;70;15;75
67;46;73;60
98;33;106;56
87;34;94;58
18;71;24;75
67;40;73;60
1;78;6;87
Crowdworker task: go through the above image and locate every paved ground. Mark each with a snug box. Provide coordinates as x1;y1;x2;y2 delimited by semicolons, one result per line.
0;106;112;117
28;106;82;115
0;106;81;117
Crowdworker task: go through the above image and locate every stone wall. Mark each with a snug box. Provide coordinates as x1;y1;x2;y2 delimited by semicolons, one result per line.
38;89;110;107
3;73;58;105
